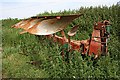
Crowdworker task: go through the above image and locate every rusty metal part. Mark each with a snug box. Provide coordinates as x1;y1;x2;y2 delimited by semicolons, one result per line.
12;14;82;35
88;29;102;56
12;14;110;59
67;25;79;36
67;25;79;50
46;34;89;51
88;20;110;58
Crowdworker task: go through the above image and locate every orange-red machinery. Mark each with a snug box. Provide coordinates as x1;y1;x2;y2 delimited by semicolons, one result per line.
12;14;110;61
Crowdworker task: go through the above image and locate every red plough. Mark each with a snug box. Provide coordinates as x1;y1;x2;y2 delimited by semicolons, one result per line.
12;14;110;61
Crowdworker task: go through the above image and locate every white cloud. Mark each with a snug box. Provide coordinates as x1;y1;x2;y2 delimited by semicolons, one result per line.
1;0;119;3
0;0;119;19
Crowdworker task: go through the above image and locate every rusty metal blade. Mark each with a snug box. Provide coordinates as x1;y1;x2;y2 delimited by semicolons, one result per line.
12;14;82;35
12;18;43;30
67;25;79;36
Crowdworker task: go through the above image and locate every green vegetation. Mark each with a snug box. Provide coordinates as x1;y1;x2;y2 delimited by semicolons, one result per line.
2;5;120;78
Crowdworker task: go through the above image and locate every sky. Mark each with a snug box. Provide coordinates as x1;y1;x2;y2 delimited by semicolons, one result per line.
0;0;119;19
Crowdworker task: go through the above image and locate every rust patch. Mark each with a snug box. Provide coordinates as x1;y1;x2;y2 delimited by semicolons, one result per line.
48;19;57;25
12;20;24;28
20;19;35;30
27;21;41;34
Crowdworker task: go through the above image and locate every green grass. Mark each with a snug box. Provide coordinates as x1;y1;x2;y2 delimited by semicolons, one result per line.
2;5;120;78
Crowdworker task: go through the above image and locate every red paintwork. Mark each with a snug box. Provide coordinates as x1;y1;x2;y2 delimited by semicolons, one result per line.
46;20;110;58
46;34;81;50
89;29;101;56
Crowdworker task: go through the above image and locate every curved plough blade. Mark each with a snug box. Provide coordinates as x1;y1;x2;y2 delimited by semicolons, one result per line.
12;14;82;35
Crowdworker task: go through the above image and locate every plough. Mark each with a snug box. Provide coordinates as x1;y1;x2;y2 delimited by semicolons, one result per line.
12;14;110;61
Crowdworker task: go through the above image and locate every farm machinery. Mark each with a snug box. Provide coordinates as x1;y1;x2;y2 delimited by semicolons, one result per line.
12;14;110;62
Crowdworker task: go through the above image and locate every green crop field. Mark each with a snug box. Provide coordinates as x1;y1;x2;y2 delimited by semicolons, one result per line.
1;5;120;79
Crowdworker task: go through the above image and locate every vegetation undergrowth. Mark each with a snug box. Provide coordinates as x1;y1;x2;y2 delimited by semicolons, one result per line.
2;5;120;78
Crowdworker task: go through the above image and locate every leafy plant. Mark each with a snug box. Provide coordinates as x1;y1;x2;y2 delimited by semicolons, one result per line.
2;5;120;79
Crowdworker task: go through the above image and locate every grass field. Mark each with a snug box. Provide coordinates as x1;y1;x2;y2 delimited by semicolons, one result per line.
2;5;120;78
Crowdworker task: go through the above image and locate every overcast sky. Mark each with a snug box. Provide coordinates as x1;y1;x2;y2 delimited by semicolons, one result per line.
0;0;119;19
